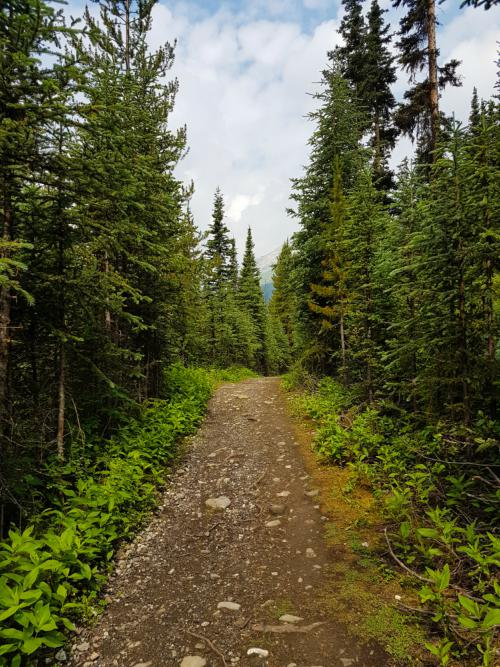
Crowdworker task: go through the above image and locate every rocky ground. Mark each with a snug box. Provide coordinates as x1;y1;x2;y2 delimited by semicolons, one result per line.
67;378;388;667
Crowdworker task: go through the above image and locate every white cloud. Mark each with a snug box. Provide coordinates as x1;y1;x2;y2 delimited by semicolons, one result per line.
149;1;498;258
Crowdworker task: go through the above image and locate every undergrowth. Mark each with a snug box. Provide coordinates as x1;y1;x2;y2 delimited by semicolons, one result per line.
0;364;252;666
285;373;499;666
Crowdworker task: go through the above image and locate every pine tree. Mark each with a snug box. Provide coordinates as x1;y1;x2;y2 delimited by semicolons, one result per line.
308;159;350;381
343;167;388;401
205;188;233;292
238;228;269;373
332;0;367;102
0;0;75;428
290;66;365;367
393;0;461;159
228;238;239;290
364;0;398;189
57;0;190;419
269;241;296;352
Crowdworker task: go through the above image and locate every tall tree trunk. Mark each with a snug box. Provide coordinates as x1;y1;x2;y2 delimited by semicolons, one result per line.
458;270;469;424
340;309;347;386
56;344;65;459
373;115;382;179
104;252;112;331
0;190;12;424
427;0;439;155
124;0;131;74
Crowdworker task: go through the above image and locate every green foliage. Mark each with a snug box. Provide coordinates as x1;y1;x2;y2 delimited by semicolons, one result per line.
295;379;500;664
0;365;216;666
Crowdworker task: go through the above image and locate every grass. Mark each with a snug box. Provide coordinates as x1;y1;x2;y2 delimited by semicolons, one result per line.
284;382;431;665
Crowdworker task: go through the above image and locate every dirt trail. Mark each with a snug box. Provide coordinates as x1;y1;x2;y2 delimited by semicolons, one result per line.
70;378;388;667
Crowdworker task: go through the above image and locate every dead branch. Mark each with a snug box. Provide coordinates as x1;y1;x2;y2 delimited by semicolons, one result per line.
187;630;227;667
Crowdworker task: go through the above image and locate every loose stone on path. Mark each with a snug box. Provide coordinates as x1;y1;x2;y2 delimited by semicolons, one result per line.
205;496;231;510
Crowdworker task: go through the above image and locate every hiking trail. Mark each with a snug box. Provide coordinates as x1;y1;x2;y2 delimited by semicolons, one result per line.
70;377;387;667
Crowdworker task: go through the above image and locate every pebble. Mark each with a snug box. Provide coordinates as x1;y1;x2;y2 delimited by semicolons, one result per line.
132;663;152;667
76;642;90;653
305;489;319;497
205;496;231;510
269;504;285;515
247;648;269;658
217;601;241;611
306;548;316;558
276;491;290;497
180;658;207;667
265;519;281;527
279;614;303;623
55;649;67;662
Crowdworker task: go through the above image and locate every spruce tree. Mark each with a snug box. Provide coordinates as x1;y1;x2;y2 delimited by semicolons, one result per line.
238;228;269;373
332;0;367;102
290;66;365;368
393;0;461;159
343;167;388;401
269;241;296;351
308;159;350;381
205;188;233;292
364;0;398;189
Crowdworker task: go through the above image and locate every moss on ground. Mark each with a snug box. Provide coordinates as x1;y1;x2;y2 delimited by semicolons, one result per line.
287;390;432;666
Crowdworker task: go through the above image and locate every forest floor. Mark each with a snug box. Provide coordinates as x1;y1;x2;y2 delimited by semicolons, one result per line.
68;377;394;667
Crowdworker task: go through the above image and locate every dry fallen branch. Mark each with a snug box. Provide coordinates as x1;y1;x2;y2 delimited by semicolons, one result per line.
384;528;483;603
187;629;227;667
251;621;325;634
384;528;433;584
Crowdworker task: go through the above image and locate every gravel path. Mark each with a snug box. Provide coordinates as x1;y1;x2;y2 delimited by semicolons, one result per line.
70;378;387;667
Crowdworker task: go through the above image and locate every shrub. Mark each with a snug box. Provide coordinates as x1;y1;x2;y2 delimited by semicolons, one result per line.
0;365;223;667
293;380;500;665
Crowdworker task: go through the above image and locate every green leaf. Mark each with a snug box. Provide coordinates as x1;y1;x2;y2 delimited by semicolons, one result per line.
23;568;39;590
482;608;500;630
21;637;43;655
458;615;478;629
0;628;23;640
458;594;479;617
0;643;16;656
0;606;20;621
61;616;76;631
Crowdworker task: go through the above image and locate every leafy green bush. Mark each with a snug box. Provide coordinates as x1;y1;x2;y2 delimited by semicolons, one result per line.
292;380;500;665
0;365;225;667
210;365;258;383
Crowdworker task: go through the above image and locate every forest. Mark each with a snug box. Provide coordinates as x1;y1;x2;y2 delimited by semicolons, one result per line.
0;0;498;665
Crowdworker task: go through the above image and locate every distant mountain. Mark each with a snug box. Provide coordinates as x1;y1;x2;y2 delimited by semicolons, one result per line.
256;247;281;303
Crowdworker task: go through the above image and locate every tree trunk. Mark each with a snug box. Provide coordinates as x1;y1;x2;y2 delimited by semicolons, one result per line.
373;115;382;179
104;252;112;330
427;0;439;155
125;0;131;74
0;192;12;424
340;310;347;385
56;344;65;459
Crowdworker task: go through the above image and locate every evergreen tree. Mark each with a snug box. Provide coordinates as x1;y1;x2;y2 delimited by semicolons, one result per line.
393;0;461;159
364;0;398;189
331;0;367;101
228;238;239;290
269;241;296;352
0;0;75;430
343;167;388;401
308;159;350;381
238;228;269;373
290;66;365;368
205;188;233;292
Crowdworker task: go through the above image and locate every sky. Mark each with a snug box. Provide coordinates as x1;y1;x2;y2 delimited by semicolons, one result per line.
142;0;500;258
